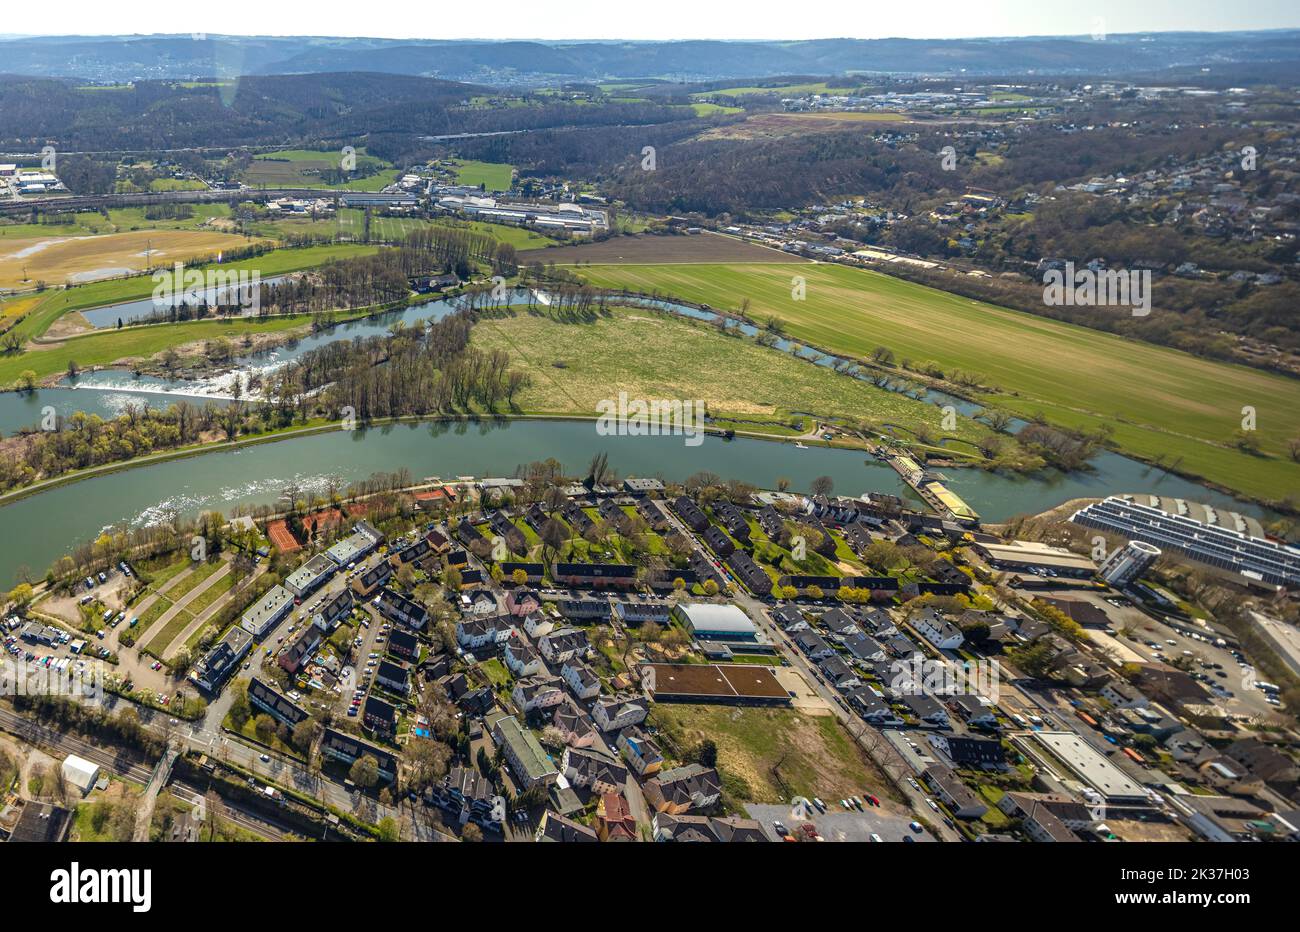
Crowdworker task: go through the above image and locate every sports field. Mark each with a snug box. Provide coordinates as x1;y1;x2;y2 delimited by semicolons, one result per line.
576;261;1300;502
0;230;263;291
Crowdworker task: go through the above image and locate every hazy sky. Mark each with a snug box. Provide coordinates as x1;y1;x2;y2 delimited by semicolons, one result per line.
4;0;1299;41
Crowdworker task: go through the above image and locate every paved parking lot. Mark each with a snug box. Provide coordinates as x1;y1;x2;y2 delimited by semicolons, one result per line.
746;803;935;842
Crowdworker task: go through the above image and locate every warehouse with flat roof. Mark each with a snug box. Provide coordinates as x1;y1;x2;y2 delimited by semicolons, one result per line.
975;540;1097;577
1019;731;1149;806
671;602;757;643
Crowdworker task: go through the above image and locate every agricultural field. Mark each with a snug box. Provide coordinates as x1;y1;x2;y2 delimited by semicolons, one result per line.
702;111;910;140
689;102;743;116
0;230;266;291
576;261;1300;502
469;306;992;448
448;159;515;191
0;205;234;240
242;148;399;191
518;231;796;265
695;81;844;97
648;704;892;805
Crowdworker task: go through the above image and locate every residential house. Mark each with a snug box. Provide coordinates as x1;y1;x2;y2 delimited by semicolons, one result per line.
644;763;721;814
819;609;861;639
842;633;886;663
913;609;964;650
932;734;1005;768
617;727;664;776
351;561;393;598
512;675;566;714
552;700;597;748
386;628;419;663
538;627;590;665
522;611;554;639
321;728;397;784
552;563;637;590
536;811;598;842
457;614;516;650
562;747;629;795
428;765;505;833
652;813;768;843
372;660;409;697
503;639;542;677
247;677;308;729
998;792;1085;842
363;695;397;735
922;765;988;819
490;713;558;789
902;694;951;728
793;630;836;661
672;496;710;532
561;660;601;700
596;792;638;842
949;693;999;729
818;654;861;691
372;587;429;631
592;694;648;732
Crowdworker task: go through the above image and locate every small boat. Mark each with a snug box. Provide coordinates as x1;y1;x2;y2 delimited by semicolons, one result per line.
794;441;808;449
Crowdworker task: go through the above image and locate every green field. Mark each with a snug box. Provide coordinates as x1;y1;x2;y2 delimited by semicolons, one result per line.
0;204;233;239
690;102;743;116
697;81;842;98
243;148;399;191
575;262;1300;503
450;160;515;191
471;306;993;449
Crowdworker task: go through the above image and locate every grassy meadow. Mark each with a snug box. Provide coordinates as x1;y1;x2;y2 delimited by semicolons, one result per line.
575;261;1300;502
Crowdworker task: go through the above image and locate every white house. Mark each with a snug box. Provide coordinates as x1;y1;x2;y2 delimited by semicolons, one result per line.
561;660;601;700
592;694;648;732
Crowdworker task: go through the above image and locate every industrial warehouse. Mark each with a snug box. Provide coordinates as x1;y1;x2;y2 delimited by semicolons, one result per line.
1072;496;1300;588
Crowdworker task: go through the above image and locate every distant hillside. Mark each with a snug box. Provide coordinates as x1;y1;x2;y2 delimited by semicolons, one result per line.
1;31;1298;84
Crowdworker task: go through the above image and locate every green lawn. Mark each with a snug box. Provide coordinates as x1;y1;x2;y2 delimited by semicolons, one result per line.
450;160;515;191
243;148;398;191
575;262;1300;503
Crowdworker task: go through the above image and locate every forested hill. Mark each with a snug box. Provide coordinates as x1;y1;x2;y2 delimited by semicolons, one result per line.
1;31;1298;84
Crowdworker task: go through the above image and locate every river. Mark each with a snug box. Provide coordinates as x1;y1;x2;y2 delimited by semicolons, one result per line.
0;417;1277;586
0;289;1283;584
